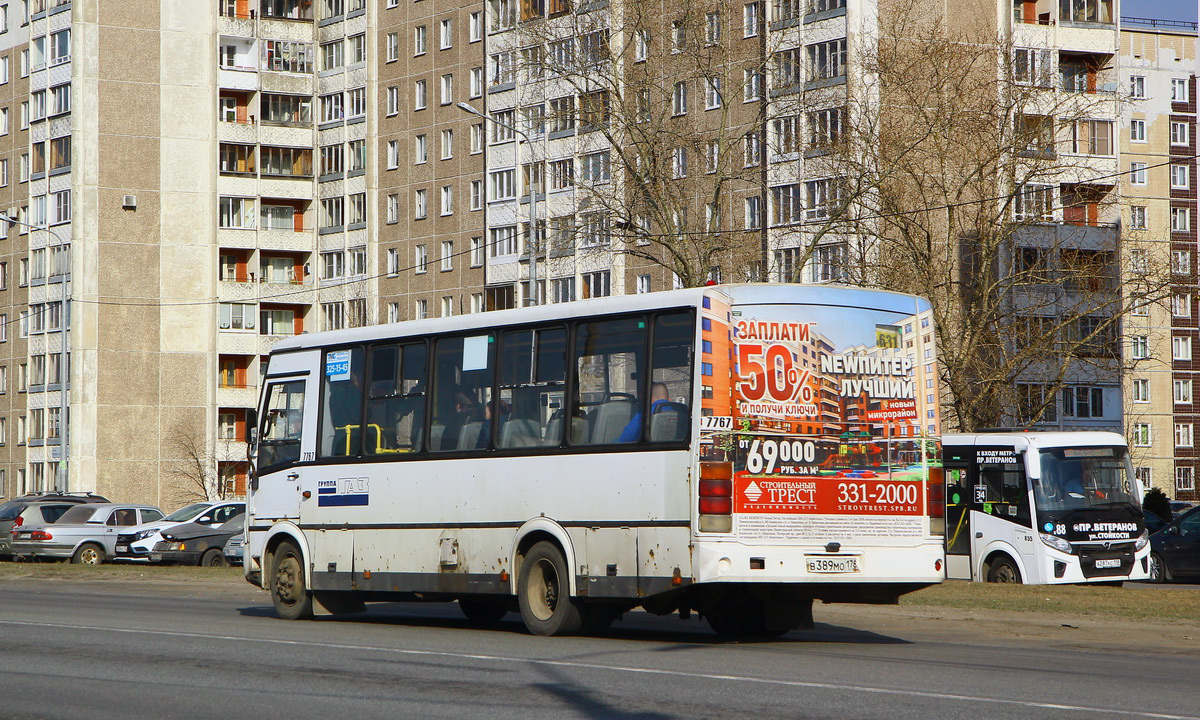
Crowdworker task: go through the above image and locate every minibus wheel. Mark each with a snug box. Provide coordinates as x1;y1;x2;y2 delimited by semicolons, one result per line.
518;541;582;636
271;540;313;620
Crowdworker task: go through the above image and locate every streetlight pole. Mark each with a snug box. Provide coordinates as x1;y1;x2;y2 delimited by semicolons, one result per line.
457;101;541;306
0;213;70;492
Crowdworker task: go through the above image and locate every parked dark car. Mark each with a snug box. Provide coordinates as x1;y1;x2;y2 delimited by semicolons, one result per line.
1170;500;1195;518
149;514;245;566
1149;507;1200;583
0;493;110;560
1144;509;1170;536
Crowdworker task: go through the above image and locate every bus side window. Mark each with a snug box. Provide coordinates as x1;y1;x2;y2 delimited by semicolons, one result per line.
259;379;305;473
572;316;645;445
430;334;494;452
364;343;427;455
498;327;567;448
319;347;365;459
647;311;694;443
980;463;1031;527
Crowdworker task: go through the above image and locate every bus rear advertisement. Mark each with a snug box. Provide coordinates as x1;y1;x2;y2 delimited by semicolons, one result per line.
244;284;944;637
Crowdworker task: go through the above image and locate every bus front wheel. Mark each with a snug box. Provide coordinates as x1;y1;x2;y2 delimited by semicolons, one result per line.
271;540;314;620
518;541;583;636
986;557;1022;584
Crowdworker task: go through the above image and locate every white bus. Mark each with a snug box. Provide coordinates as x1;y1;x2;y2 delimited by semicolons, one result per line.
245;284;945;636
942;431;1150;584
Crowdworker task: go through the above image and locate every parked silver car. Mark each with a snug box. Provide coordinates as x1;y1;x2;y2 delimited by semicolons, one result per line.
0;493;109;560
11;503;164;564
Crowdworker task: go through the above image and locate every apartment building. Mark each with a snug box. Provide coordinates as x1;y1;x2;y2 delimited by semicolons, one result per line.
0;0;1189;508
1121;18;1199;502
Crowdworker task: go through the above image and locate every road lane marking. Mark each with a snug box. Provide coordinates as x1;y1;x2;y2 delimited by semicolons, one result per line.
0;618;1194;720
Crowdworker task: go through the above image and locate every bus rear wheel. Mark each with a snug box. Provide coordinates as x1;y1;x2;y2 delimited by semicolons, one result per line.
986;557;1021;584
271;540;313;620
459;598;510;625
518;541;582;636
706;601;788;640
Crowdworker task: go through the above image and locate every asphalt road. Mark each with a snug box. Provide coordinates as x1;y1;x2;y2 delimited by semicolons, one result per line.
0;577;1196;720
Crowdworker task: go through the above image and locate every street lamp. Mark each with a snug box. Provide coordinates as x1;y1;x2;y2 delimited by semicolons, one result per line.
457;101;543;306
0;213;71;492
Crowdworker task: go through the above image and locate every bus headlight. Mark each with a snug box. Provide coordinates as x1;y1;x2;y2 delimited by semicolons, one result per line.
1134;530;1149;552
1039;533;1072;554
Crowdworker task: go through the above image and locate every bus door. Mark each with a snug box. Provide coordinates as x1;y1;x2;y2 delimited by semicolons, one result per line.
971;447;1036;574
253;374;313;521
942;455;972;580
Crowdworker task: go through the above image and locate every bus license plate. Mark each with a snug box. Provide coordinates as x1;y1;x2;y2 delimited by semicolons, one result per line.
1094;558;1121;569
806;557;860;574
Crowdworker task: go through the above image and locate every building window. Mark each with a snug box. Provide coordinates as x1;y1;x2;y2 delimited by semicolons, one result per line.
1130;206;1147;229
1061;386;1104;419
386;194;399;224
582;270;610;299
636;274;651;294
414;25;427;55
490;169;515;201
440;185;453;216
386;140;398;169
1171;121;1189;146
1172;207;1191;232
744;2;759;37
1132;378;1149;403
1173;250;1191;275
414;244;428;273
470;11;483;42
385;32;398;62
414;189;427;219
1179;467;1197;492
1130;75;1145;98
440;18;452;49
1172;77;1188;102
490;226;517;256
386;86;398;116
386;248;399;276
1176;423;1193;448
1171;165;1189;189
672;81;687;115
470;236;484;266
1133;423;1151;447
414;134;427;164
1174;335;1192;361
1176;379;1194;404
807;38;846;83
440;73;453;105
1129;119;1146;142
414;79;427;110
440;240;453;271
1131;335;1149;360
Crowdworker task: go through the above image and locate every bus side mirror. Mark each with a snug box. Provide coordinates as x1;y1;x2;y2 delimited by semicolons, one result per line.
245;409;257;443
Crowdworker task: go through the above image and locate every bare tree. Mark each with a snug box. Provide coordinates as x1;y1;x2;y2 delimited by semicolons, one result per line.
169;430;246;504
786;2;1171;430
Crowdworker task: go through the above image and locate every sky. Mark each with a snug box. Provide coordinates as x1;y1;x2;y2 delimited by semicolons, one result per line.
1121;0;1197;22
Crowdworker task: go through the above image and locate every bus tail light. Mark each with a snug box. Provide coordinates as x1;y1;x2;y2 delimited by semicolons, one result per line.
699;462;733;533
926;469;945;537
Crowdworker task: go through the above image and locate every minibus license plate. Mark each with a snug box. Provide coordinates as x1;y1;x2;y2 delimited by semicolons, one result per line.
1094;558;1121;569
806;556;859;573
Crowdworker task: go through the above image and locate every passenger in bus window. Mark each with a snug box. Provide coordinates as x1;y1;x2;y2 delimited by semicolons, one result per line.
616;382;670;443
441;390;481;450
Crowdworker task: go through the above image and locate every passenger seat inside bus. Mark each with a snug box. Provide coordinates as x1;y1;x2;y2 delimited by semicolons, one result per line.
590;397;636;444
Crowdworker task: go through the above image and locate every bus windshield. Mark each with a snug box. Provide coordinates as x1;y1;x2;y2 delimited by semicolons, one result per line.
1036;447;1138;513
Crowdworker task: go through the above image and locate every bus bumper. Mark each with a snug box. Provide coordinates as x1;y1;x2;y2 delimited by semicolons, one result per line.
691;539;944;591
